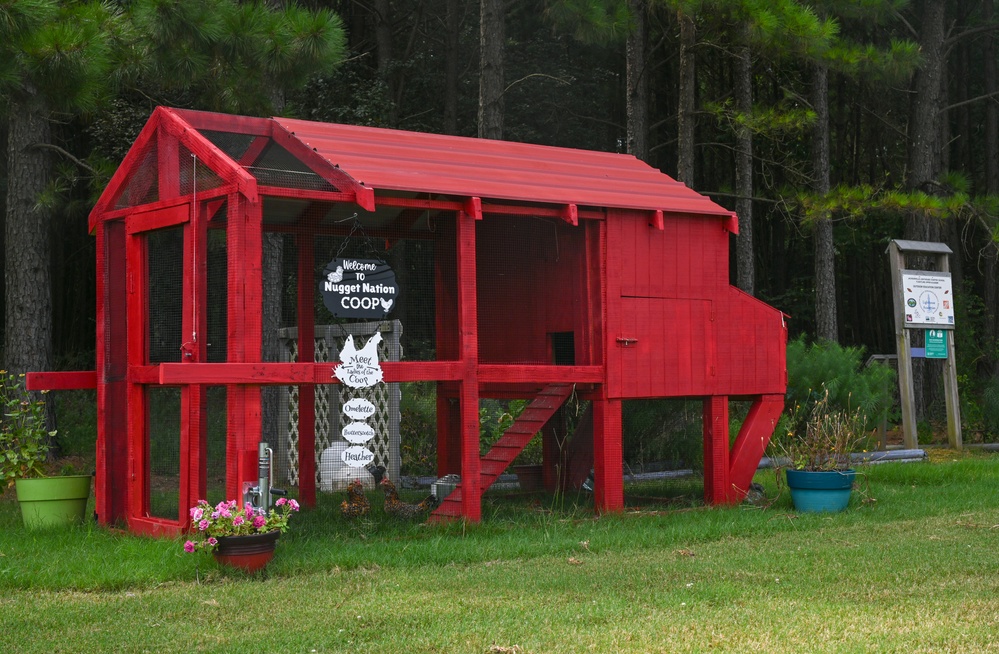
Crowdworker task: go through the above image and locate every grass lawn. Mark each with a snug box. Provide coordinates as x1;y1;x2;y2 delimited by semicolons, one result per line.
1;452;998;653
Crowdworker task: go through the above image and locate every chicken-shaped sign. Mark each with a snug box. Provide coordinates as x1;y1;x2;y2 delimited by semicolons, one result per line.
334;331;384;388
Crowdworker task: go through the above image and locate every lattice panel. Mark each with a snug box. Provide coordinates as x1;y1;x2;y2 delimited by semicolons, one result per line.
277;321;402;487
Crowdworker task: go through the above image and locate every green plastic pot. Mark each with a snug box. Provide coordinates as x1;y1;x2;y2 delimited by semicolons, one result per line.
15;475;92;529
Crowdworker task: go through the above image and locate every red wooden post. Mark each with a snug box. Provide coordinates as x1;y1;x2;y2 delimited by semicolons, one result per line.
702;395;731;504
94;223;117;524
225;191;264;501
297;233;317;507
435;219;461;475
728;394;784;501
456;210;481;521
126;230;149;523
180;200;209;524
592;396;623;512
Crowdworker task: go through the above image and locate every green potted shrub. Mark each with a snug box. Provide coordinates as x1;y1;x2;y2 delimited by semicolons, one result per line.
774;389;868;512
1;372;91;529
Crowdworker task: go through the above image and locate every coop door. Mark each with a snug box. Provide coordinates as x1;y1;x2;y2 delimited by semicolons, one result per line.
607;298;716;399
125;202;206;528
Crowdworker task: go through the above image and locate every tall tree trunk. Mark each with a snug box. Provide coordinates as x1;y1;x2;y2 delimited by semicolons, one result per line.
4;92;53;378
625;0;649;162
906;0;946;201
734;34;754;295
984;0;999;378
443;0;461;135
478;0;504;139
905;0;948;420
676;10;696;186
812;63;838;343
373;0;398;125
987;0;999;194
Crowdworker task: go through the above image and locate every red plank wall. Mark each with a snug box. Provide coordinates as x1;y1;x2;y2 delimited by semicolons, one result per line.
476;216;588;365
606;211;785;399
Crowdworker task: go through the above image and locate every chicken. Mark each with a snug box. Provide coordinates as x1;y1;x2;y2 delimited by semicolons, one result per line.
365;463;386;485
340;479;371;518
379;476;438;519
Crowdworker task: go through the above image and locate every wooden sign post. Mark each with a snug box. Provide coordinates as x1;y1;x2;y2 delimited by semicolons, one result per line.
887;240;962;450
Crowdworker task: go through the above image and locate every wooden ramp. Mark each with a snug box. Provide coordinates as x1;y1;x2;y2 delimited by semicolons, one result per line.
432;383;573;520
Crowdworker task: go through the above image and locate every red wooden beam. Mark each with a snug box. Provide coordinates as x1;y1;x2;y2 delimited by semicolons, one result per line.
159;108;259;204
464;196;482;220
269;122;376;210
100;186;236;222
649;209;664;230
171;108;273;137
560;203;578;226
25;371;96;391
90;107;166;230
156;361;467;385
477;364;602;384
257;186;356;203
727;394;784;502
126;230;150;521
126;203;189;235
297;232;317;507
126;516;184;538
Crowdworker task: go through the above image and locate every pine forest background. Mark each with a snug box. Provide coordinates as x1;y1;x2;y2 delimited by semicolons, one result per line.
2;0;999;443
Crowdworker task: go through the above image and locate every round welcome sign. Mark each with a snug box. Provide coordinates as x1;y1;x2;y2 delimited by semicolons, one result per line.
321;258;398;319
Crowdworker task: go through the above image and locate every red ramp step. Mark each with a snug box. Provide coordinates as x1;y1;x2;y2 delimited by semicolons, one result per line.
432;383;573;519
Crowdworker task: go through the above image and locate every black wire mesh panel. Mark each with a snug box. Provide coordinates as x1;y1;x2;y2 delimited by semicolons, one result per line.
621;399;706;507
205;386;227;507
147;387;181;520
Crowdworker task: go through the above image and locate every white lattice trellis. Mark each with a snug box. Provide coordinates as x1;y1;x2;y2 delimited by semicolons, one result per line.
277;321;402;488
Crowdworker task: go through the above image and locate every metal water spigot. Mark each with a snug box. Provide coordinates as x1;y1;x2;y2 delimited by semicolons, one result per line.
242;442;287;513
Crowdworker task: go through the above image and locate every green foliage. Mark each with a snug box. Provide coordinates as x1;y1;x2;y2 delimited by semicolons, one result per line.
479;399;541;466
4;458;999;653
131;0;346;114
0;0;122;111
0;372;54;487
983;374;999;441
784;336;896;425
52;390;97;457
182;497;299;553
398;382;437;476
544;0;631;46
288;58;394;127
774;389;868;470
622;399;704;471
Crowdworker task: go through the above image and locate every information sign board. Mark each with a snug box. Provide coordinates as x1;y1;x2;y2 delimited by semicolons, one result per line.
925;330;948;359
901;271;955;329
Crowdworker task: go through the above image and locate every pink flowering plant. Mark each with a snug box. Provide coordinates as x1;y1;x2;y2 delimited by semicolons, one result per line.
183;497;300;553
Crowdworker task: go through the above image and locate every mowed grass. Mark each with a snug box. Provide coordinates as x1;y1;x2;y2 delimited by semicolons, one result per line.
1;453;998;653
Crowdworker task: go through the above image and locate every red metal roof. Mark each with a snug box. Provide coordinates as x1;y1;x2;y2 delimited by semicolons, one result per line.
273;116;733;217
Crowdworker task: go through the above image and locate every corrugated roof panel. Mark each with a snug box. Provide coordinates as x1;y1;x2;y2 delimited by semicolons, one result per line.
274;117;732;217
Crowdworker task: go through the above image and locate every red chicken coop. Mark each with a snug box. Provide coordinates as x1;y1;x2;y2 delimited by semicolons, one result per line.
29;107;786;535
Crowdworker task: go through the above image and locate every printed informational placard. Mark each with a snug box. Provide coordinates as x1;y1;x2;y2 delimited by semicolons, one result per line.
901;271;955;329
341;445;376;468
343;398;377;421
341;421;376;445
320;258;398;319
925;330;948;359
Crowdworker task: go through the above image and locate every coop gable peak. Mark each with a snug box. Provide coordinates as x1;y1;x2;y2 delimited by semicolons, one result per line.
90;107;735;231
